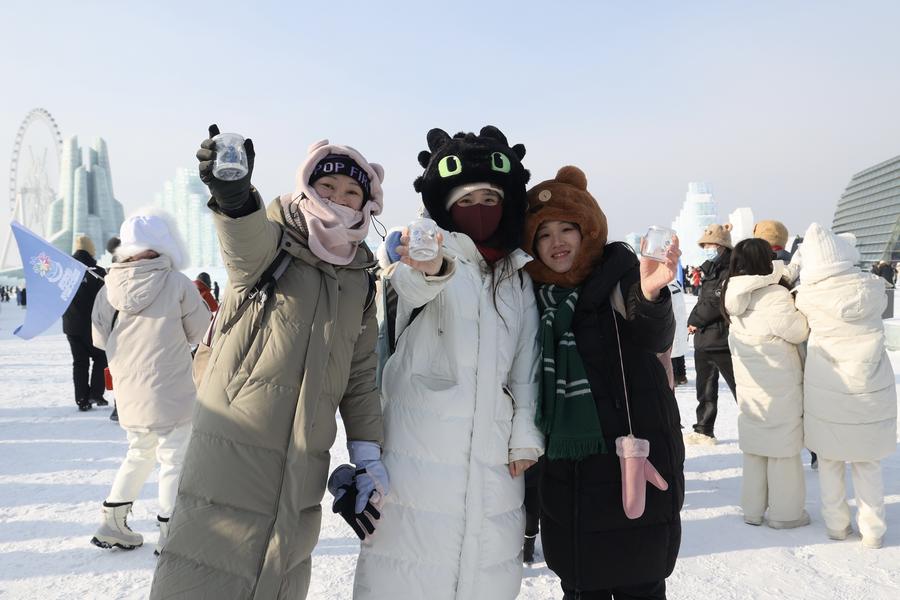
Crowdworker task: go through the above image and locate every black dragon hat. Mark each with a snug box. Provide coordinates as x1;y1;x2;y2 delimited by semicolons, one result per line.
414;126;530;250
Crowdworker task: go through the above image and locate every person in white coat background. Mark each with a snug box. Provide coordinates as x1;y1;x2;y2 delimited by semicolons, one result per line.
353;127;544;600
668;276;689;386
90;208;210;553
722;238;810;529
792;223;897;549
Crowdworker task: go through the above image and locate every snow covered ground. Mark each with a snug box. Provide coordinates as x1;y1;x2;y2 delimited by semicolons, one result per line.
1;295;899;600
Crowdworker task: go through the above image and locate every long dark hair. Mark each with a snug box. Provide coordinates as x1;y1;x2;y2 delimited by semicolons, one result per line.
721;238;790;323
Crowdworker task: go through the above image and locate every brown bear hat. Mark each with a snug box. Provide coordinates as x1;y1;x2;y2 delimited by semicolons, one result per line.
522;166;608;287
753;219;789;250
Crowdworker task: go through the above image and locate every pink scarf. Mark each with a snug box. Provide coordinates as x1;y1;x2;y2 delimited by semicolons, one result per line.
281;140;384;266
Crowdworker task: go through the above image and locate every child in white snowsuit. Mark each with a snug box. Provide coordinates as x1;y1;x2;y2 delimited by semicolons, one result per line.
90;209;210;553
723;238;810;529
792;223;897;548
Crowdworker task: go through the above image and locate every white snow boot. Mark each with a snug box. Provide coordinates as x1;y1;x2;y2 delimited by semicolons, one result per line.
91;501;143;550
155;515;170;556
684;432;717;446
862;535;883;549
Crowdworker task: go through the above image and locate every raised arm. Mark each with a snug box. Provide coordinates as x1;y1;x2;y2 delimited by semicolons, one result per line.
196;124;280;291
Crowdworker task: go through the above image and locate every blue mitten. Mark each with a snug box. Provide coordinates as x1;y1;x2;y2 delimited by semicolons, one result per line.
384;230;403;264
349;441;390;514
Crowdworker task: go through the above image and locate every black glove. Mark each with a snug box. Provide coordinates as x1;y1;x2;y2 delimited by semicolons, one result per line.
327;464;381;540
196;124;255;211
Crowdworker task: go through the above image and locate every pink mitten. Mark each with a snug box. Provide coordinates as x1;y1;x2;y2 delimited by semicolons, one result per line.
616;435;669;519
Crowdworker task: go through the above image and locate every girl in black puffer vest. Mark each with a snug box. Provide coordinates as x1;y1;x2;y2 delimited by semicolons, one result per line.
521;166;685;600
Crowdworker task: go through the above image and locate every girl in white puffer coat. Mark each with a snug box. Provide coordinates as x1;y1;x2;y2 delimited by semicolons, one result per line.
792;223;897;549
723;238;810;529
353;127;544;600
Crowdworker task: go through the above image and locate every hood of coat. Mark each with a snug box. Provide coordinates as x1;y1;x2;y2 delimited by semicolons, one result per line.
798;271;887;322
105;255;172;314
724;262;786;317
799;222;860;284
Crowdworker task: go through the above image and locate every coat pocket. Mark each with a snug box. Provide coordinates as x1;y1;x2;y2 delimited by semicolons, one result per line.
488;386;516;465
224;322;271;405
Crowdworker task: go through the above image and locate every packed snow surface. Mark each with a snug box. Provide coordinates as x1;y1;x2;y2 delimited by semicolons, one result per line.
1;296;898;599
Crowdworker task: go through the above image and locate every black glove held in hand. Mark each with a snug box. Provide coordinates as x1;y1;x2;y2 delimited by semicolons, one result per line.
196;123;255;210
327;464;381;540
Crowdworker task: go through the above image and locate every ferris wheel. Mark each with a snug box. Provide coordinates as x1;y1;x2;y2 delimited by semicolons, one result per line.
2;108;63;269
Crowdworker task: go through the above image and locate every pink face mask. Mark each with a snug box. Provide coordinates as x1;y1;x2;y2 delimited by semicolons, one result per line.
449;203;503;242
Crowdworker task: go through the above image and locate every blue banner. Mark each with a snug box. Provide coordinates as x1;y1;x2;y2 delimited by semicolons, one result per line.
10;222;87;340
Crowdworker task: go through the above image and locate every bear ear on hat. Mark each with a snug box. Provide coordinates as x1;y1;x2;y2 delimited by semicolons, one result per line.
426;128;451;152
370;163;385;183
417;150;431;168
556;166;588;190
724;223;733;232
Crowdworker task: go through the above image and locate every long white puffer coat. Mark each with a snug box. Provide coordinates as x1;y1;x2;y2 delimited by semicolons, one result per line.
354;231;544;600
668;281;688;358
724;264;809;457
92;256;210;431
795;270;897;461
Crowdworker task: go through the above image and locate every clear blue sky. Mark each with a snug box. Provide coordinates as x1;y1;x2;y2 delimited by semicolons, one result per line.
3;0;900;242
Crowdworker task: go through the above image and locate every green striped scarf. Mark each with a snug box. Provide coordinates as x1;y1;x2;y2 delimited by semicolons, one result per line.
536;284;606;460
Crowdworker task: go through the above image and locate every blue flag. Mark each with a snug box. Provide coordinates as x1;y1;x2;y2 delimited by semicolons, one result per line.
10;221;87;340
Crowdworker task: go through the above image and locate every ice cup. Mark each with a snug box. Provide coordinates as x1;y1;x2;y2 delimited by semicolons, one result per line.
641;226;676;262
407;218;439;262
212;132;249;181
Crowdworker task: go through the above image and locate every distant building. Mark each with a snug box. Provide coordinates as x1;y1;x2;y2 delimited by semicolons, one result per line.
46;136;124;256
728;208;755;246
832;154;900;268
672;182;720;267
154;168;222;268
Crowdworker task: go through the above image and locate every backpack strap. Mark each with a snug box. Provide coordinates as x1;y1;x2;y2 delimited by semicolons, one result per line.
364;269;377;313
110;310;119;331
220;246;292;335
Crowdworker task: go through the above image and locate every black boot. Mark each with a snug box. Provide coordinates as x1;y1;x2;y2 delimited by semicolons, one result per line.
523;534;536;564
93;397;109;407
77;398;92;412
109;405;118;422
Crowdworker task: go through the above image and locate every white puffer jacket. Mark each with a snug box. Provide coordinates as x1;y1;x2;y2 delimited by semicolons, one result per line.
668;281;688;358
354;231;543;600
725;263;809;457
795;271;897;461
92;256;210;431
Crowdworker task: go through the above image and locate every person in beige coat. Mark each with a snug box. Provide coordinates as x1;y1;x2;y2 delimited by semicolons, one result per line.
793;223;897;549
90;208;210;553
723;238;810;529
150;127;387;599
